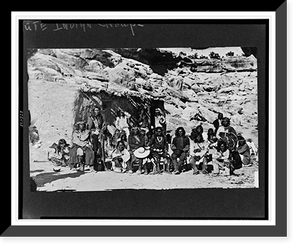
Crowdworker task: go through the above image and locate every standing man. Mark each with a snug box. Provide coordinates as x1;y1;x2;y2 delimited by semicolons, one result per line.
213;112;224;136
114;110;131;139
154;108;166;133
87;106;106;170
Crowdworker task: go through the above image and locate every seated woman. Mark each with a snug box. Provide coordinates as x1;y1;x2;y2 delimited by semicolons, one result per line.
211;140;230;176
171;127;190;175
48;139;70;167
69;121;94;172
111;140;130;173
190;124;204;143
237;136;251;166
189;134;209;175
216;117;238;150
207;128;215;143
148;126;170;174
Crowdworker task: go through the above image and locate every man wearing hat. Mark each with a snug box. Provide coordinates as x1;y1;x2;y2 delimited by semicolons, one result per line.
133;146;151;174
128;127;146;174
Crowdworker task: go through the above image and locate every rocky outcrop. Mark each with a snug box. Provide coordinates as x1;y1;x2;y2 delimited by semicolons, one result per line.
27;48;258;145
112;48;257;75
112;48;181;75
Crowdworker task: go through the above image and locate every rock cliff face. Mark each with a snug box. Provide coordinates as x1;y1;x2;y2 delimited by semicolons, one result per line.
27;47;258;157
112;48;257;75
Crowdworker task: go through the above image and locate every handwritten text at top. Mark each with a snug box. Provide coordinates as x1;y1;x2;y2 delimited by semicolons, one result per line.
23;21;144;36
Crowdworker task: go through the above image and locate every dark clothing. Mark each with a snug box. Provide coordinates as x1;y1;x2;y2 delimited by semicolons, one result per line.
69;144;94;167
171;136;190;152
148;135;168;151
237;143;251;165
69;129;94;169
213;118;222;134
171;151;187;171
87;115;104;131
149;135;170;172
128;134;146;151
231;151;243;170
128;133;146;172
171;135;190;172
190;130;204;142
218;126;238;151
87;115;105;163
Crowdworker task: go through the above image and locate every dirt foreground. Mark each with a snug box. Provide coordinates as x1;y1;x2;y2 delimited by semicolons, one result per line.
30;153;259;192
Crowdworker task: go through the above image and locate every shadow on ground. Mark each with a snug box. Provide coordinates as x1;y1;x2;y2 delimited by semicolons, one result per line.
33;170;86;187
30;169;44;174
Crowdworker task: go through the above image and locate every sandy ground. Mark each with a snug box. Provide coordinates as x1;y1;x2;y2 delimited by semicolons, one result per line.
30;152;259;192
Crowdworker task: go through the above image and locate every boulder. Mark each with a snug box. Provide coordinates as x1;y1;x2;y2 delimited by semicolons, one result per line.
79;49;121;68
183;76;195;88
182;89;198;102
196;106;216;123
166;75;183;91
218;86;236;94
105;62;135;87
191;84;203;93
84;60;104;72
181;106;198;121
202;84;219;92
242;101;257;115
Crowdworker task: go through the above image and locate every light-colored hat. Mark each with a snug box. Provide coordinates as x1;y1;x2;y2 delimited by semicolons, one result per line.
133;147;150;159
53;166;61;172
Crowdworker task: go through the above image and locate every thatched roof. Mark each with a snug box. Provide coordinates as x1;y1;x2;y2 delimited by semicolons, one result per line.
79;79;187;102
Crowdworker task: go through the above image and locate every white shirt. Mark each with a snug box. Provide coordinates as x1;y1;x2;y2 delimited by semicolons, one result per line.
115;117;129;130
189;140;209;157
216;126;225;138
111;148;130;163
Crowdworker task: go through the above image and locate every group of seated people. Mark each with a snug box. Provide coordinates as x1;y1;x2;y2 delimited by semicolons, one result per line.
47;107;258;177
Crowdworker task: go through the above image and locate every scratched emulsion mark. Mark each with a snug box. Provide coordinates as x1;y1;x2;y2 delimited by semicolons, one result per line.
23;21;144;36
